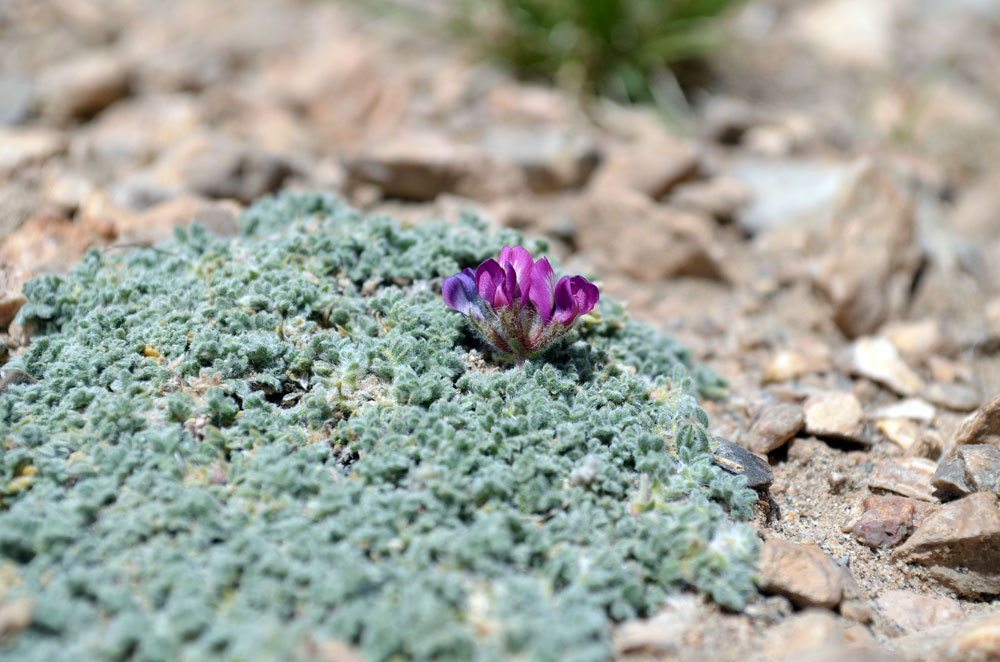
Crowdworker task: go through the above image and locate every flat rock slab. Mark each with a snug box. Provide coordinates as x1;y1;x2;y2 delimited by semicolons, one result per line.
848;336;924;396
712;438;773;490
951;392;1000;447
804;392;866;442
891;611;1000;661
875;589;964;636
932;444;1000;500
757;539;844;608
894;492;1000;596
746;403;804;454
868;457;937;501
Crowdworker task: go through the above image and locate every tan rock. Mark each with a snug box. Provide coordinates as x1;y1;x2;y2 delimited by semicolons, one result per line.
589;137;699;201
870;398;936;423
892;610;1000;662
895;492;1000;596
881;319;943;357
950;393;1000;448
804;392;866;442
757;540;844;608
875;589;964;636
573;189;726;282
868;457;937;501
667;176;750;222
0;264;28;331
116;195;241;245
747;403;804;454
479;126;600;194
612;596;699;654
762;609;843;660
949;612;1000;661
0;128;66;175
848;336;924;396
812;161;923;338
37;50;130;122
877;418;921;450
764;350;810;383
922;382;981;413
1;214;108;275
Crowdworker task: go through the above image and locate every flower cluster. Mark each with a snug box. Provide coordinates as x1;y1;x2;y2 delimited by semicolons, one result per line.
442;246;599;362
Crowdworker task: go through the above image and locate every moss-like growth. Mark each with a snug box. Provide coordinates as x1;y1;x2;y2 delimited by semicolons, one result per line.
0;193;755;662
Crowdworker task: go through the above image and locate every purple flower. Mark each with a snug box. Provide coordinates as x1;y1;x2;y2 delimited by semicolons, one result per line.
441;246;599;362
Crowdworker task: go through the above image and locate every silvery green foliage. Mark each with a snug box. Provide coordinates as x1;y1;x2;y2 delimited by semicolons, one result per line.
0;193;756;662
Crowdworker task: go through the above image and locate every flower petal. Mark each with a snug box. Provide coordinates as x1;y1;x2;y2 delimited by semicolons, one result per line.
499;246;534;287
527;257;557;324
442;271;479;316
475;259;505;307
568;275;599;316
552;276;578;325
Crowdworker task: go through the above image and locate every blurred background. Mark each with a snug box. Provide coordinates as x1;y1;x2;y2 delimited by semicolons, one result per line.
2;0;1000;395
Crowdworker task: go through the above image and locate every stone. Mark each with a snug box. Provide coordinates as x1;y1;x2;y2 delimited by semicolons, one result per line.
0;597;32;644
881;319;943;358
868;457;937;501
712;438;773;490
812;161;923;338
876;419;921;451
747;403;804;454
932;445;1000;500
870;398;936;422
343;133;478;201
839;599;873;624
875;590;964;636
479;126;600;194
36;50;130;122
763;350;810;383
922;382;981;413
892;611;1000;662
0;213;109;275
729;157;849;234
851;495;927;548
948;612;1000;661
169;134;295;204
43;171;95;216
803;392;866;442
0;370;36;395
116;195;241;245
894;492;1000;596
950;393;1000;448
612;595;699;654
76;94;203;170
848;336;924;397
667;176;750;222
0;264;28;331
589;138;699;201
761;609;844;660
0;128;66;174
757;539;844;608
573;189;725;282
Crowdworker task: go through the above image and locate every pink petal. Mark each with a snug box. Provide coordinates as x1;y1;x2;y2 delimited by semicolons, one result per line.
527;257;557;324
569;275;599;316
475;259;505;307
552;276;578;325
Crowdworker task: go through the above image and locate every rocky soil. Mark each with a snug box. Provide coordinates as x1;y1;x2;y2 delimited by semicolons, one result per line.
2;0;1000;660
